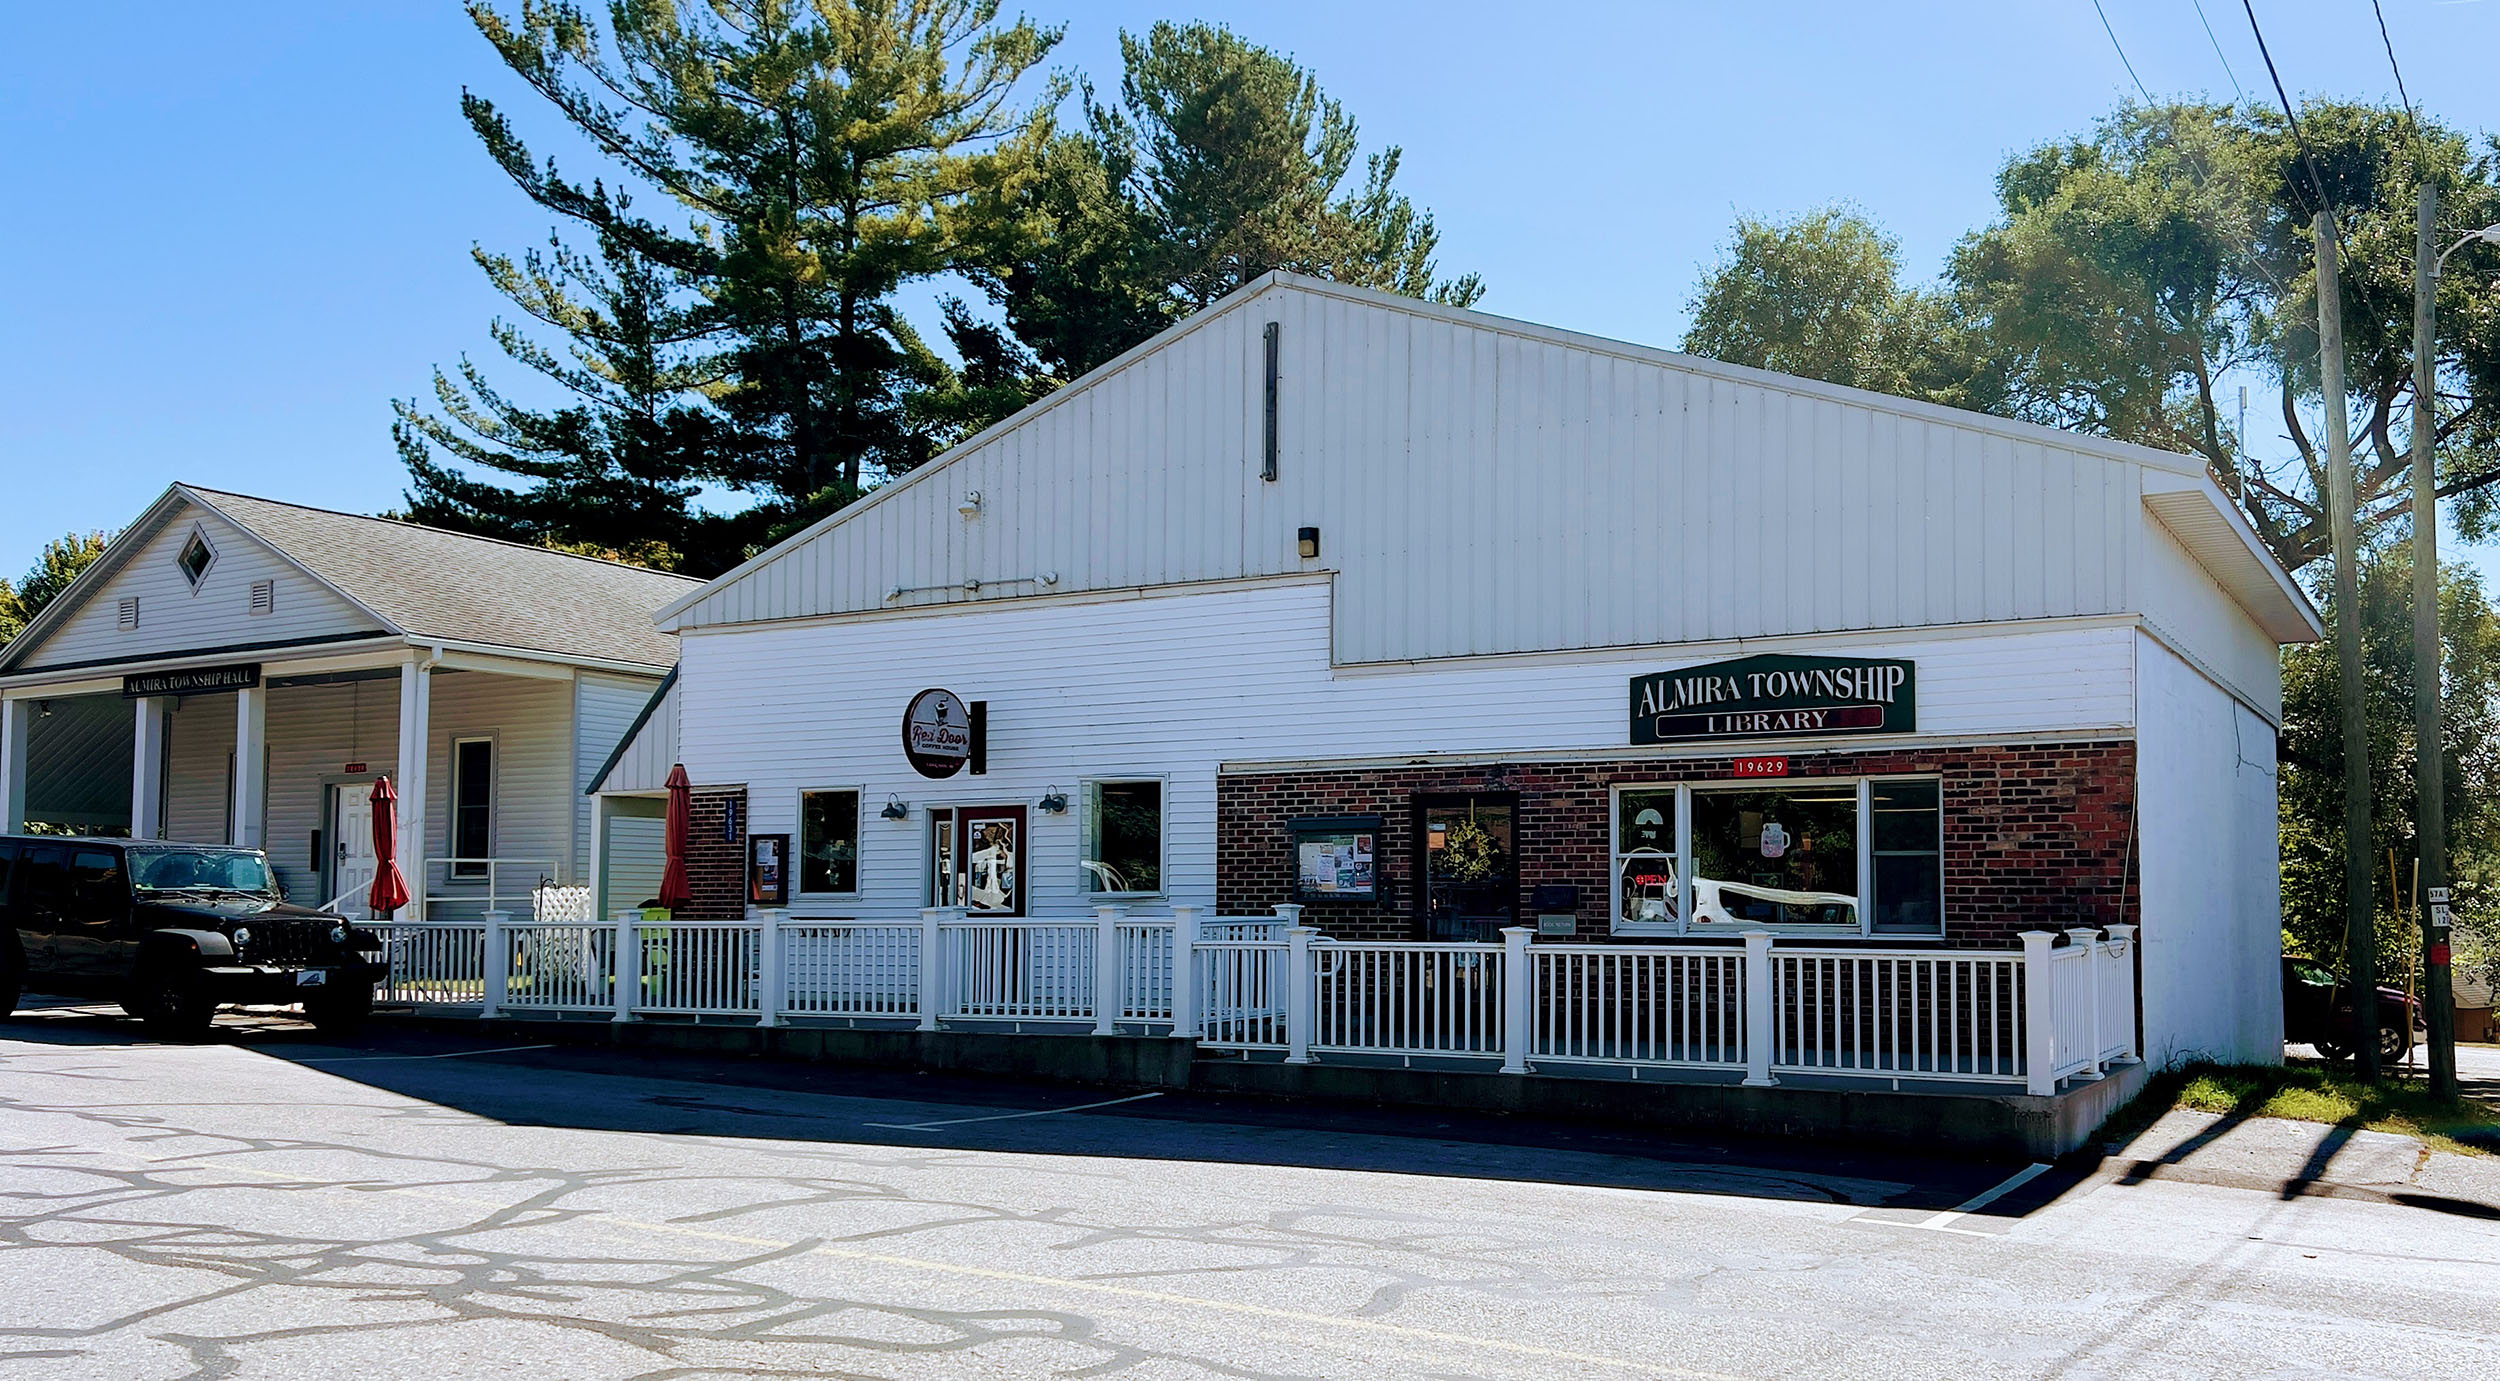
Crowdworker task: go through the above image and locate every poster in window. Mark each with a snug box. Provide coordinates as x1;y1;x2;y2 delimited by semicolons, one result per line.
748;833;790;906
1288;817;1380;900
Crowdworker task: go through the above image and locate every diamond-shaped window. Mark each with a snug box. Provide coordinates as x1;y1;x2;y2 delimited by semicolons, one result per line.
176;530;215;589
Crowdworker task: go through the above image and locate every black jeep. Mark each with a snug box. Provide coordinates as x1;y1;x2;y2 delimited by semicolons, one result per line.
0;835;385;1039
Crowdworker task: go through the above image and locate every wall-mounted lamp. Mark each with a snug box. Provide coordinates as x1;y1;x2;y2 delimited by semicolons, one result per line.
879;795;909;821
958;490;983;517
1038;788;1069;815
34;700;53;719
1297;526;1320;560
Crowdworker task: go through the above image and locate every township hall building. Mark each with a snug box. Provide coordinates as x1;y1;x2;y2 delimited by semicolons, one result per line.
2;275;2318;1145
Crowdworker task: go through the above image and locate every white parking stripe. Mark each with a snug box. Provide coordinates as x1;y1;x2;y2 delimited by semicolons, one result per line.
1897;1161;2052;1234
863;1091;1164;1131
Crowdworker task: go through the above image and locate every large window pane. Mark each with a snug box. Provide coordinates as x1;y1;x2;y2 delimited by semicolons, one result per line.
1084;781;1162;894
1419;795;1516;937
451;739;492;876
1688;786;1858;927
1870;778;1943;934
799;789;860;894
1615;788;1679;926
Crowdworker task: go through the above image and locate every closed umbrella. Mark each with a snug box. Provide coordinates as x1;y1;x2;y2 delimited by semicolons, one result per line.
657;763;694;913
367;776;411;919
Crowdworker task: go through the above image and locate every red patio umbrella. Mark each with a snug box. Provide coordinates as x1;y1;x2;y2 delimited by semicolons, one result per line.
656;763;694;912
367;776;411;919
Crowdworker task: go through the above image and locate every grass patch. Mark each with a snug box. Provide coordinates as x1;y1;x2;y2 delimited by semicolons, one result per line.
2108;1060;2500;1157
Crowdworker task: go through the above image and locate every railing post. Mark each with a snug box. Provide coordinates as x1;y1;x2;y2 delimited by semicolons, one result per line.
1499;926;1533;1075
1170;905;1201;1039
1272;901;1304;929
613;908;639;1024
1741;930;1776;1088
2067;925;2103;1079
758;909;786;1028
2020;930;2058;1096
2104;923;2140;1062
1093;904;1125;1036
480;910;508;1019
1284;925;1316;1064
916;907;944;1032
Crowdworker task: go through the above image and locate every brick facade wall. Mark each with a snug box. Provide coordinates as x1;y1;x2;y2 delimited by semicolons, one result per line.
679;789;749;921
1215;741;2136;946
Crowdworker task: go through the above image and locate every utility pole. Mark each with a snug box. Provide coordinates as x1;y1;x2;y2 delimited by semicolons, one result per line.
2411;182;2459;1100
2320;210;2382;1081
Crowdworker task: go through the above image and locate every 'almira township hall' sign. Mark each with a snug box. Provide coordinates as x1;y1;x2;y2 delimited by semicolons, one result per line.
1630;653;1915;744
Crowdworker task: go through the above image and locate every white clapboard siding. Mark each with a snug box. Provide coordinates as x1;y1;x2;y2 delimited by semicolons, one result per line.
259;678;402;900
677;580;2137;926
662;277;2176;667
422;670;577;886
575;671;664;858
27;501;380;670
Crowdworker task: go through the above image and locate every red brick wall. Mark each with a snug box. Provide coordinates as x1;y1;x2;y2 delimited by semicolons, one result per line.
679;789;749;921
1215;741;2136;946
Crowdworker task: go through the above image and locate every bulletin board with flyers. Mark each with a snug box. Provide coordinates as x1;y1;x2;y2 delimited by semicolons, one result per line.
1288;815;1383;902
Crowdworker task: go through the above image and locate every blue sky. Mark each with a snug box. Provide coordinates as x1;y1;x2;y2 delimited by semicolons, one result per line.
3;1;2496;577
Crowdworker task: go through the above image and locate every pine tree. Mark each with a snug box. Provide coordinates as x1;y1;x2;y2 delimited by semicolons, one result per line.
395;210;732;573
453;0;1060;536
969;21;1483;382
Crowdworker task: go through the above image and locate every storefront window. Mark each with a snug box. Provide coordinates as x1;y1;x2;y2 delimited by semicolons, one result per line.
798;789;860;894
1870;778;1943;934
1083;780;1163;894
1611;777;1943;935
1417;794;1517;939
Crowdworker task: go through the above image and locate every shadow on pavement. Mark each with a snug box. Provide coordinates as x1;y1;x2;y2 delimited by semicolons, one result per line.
1;998;2047;1216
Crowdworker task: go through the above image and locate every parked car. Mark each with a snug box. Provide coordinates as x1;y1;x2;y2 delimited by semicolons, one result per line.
2281;956;2416;1064
0;835;384;1039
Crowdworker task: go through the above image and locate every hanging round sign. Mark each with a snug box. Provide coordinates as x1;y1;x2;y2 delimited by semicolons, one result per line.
902;688;972;778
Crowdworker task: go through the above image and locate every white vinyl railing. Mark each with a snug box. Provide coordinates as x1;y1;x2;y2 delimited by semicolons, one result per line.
361;907;2136;1095
418;857;563;923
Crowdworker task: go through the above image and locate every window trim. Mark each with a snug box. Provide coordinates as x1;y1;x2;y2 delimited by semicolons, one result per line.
793;784;865;899
1080;776;1168;899
175;524;218;594
448;735;496;878
1607;773;1944;939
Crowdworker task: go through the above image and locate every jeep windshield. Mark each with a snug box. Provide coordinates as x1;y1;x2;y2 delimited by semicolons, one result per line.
128;848;279;898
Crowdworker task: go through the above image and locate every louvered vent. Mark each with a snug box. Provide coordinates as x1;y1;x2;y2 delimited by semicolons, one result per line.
118;596;139;630
249;579;274;615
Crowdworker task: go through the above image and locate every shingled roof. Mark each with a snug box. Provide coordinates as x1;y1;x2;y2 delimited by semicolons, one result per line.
183;489;697;668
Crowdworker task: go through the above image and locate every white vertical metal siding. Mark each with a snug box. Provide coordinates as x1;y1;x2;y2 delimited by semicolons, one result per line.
594;673;681;795
666;282;2150;664
575;672;662;857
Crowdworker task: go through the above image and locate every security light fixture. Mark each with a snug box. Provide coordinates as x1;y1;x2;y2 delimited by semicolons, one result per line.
958;490;983;517
1038;789;1068;814
2434;223;2500;276
879;795;909;821
1297;526;1320;559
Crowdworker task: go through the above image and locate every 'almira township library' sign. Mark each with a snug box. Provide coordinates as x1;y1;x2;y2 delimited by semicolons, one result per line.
1630;653;1915;744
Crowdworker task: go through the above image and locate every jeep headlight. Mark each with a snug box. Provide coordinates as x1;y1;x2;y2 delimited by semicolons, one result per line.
329;925;349;946
231;926;252;947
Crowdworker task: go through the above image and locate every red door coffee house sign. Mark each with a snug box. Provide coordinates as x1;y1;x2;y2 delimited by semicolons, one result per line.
902;687;973;778
1630;653;1915;744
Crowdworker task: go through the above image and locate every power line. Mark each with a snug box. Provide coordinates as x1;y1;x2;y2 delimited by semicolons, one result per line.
2190;0;2245;102
2241;0;2337;236
2092;0;2154;103
2370;0;2417;132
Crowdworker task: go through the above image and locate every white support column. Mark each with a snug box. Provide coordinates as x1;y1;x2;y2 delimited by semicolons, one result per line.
1855;778;1875;935
1283;925;1315;1064
397;658;431;920
916;907;944;1032
1741;930;1776;1087
230;686;266;848
2021;930;2059;1097
2104;923;2141;1063
612;908;638;1023
757;909;786;1028
480;910;509;1018
130;697;167;840
1169;905;1201;1039
1092;905;1125;1036
2067;926;2105;1079
1499;926;1533;1075
0;696;31;835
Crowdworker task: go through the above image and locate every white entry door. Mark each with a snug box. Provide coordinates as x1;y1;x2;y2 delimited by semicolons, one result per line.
332;786;378;912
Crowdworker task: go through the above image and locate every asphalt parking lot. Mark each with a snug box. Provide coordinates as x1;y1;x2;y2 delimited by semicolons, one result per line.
3;999;2496;1379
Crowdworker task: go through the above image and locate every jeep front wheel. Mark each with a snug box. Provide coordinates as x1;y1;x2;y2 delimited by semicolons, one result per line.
136;966;216;1041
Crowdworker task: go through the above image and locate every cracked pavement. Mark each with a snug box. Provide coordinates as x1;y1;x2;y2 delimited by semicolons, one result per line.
2;1003;2495;1379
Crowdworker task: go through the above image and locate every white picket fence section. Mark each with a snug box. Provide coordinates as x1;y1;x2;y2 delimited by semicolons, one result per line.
363;907;2138;1095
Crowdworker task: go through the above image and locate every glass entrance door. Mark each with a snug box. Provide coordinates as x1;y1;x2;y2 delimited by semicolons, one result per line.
1415;793;1518;940
929;805;1026;915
